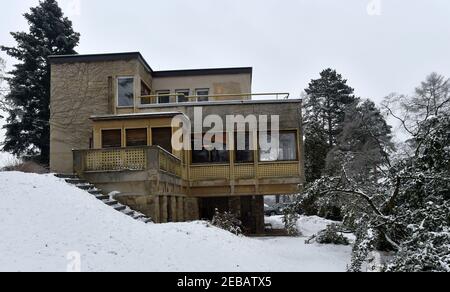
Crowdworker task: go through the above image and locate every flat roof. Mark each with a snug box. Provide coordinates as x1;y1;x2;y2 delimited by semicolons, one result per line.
48;52;253;78
153;67;253;78
48;52;153;73
90;111;183;121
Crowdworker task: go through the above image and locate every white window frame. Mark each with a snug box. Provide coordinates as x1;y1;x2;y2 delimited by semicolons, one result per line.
175;89;190;103
117;76;135;108
156;90;171;104
195;88;210;102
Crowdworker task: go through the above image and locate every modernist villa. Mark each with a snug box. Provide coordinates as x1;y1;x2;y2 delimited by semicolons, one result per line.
49;52;305;233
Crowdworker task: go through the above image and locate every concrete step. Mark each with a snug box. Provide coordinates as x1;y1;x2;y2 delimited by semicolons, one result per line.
65;178;88;185
55;174;79;179
121;209;134;216
102;199;118;206
113;205;126;212
95;194;109;201
133;214;146;220
76;184;95;191
143;218;153;224
89;189;103;195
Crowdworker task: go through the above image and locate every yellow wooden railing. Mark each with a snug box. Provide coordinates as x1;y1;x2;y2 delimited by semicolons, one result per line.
85;148;147;171
159;148;182;177
189;161;300;181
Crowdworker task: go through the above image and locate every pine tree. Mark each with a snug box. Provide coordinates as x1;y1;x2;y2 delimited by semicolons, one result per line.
327;100;394;183
0;57;7;118
303;69;356;181
1;0;80;164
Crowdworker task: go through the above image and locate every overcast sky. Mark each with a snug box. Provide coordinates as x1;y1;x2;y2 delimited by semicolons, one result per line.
1;0;449;102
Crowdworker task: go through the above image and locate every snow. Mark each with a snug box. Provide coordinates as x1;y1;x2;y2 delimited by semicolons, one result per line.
0;172;352;272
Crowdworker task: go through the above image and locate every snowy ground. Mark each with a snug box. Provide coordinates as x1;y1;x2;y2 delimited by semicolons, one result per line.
0;172;352;272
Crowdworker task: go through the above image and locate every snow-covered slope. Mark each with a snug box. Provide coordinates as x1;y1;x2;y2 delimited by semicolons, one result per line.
0;172;351;272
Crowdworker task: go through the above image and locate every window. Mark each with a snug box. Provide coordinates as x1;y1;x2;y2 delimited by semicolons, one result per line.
102;129;122;148
192;133;229;164
126;128;148;147
176;89;190;103
195;89;209;102
117;77;134;107
259;132;298;162
152;127;173;153
235;132;254;163
157;90;170;104
141;81;151;96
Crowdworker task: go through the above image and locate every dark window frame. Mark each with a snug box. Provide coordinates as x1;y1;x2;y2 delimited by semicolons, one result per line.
156;90;171;104
125;128;148;147
234;132;254;164
175;89;190;103
191;132;230;164
101;129;122;149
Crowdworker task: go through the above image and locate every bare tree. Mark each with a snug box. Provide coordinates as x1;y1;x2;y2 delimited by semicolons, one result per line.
382;73;450;156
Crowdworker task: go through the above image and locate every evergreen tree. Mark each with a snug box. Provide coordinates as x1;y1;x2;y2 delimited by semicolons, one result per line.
327;100;394;183
303;69;356;181
0;57;7;118
1;0;80;164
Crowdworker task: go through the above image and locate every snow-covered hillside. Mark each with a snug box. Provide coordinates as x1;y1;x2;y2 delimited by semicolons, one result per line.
0;172;351;272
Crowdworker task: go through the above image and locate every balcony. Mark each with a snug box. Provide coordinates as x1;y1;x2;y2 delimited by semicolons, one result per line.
138;92;290;107
73;146;303;197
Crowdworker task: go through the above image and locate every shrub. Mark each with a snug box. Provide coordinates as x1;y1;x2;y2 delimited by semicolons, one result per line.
1;159;48;174
307;224;350;246
211;209;242;236
282;204;300;236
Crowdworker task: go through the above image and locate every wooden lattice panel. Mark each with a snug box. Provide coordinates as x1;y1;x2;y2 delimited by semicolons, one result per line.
159;150;182;177
85;148;146;171
258;163;299;178
190;165;230;181
234;164;256;179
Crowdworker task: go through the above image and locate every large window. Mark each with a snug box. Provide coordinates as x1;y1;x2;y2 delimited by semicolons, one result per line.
192;133;229;164
102;129;122;148
117;77;134;107
141;81;151;96
126;128;148;147
157;90;170;104
152;127;173;153
235;132;254;163
259;132;298;162
176;89;190;103
195;89;209;102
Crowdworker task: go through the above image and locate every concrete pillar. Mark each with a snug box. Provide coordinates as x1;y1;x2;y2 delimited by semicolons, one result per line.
170;196;177;222
160;196;168;223
252;196;265;234
153;196;160;223
177;197;185;222
229;197;241;218
184;198;200;221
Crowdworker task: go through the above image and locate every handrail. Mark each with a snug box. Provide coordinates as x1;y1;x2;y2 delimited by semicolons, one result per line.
140;92;290;105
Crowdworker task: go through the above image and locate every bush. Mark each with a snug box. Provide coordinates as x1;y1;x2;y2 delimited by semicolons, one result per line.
1;159;48;174
211;209;242;236
282;205;300;236
307;224;350;246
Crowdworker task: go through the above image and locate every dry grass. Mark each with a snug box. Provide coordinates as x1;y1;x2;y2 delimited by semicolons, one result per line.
1;158;49;174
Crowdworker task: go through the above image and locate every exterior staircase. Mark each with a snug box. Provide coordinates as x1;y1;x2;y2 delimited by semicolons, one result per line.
55;174;153;224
